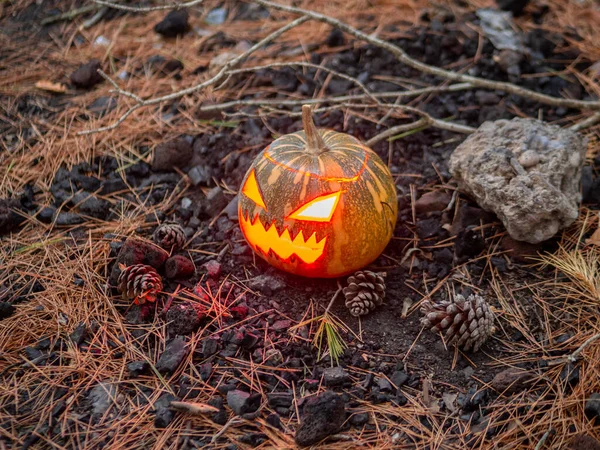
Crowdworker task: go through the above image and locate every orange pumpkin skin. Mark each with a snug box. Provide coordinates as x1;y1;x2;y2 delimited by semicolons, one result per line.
238;109;397;278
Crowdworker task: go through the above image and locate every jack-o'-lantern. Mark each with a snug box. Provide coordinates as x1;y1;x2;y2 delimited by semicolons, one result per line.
238;105;398;278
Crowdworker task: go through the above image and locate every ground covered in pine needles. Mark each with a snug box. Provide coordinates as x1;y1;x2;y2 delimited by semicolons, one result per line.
1;0;600;448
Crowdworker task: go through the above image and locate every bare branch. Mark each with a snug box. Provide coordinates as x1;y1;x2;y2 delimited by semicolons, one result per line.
254;0;600;112
94;0;204;12
570;112;600;132
97;69;143;103
196;83;474;113
547;333;600;366
365;118;430;147
78;15;310;135
40;4;100;25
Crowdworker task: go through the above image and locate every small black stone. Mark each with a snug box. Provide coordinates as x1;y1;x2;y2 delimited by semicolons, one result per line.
202;337;220;356
584;393;600;422
560;363;580;391
199;362;212;381
24;346;44;361
0;302;15;320
70;60;103;89
323;366;349;387
390;370;409;389
127;360;151;377
350;412;369;427
156;336;188;374
208;397;228;425
266;412;282;430
54;211;84;226
227;390;260;416
267;392;293;408
154;393;178;428
154;9;189;37
416;217;441;239
376;377;393;392
455;228;486;258
38;206;56;223
0;198;25;234
79;196;111;219
326;28;345;47
70;323;88;346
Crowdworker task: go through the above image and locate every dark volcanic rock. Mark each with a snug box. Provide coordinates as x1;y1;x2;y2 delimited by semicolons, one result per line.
390;370;409;389
155;393;178;428
326;28;345;47
165;255;195;279
166;302;205;335
0;302;16;319
295;391;346;447
455;227;485;258
202;337;220;356
70;60;103;89
38;206;56;223
227;390;261;416
350;412;369;427
0;198;25;234
127;360;151;377
154;9;189;37
203;186;229;217
78;196;111;219
323;366;349;387
585;393;600;422
156;336;187;374
70;323;88;345
89;382;118;422
152;139;193;171
54;211;84;226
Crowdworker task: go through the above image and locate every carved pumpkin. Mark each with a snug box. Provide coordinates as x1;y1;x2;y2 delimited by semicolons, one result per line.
238;105;397;278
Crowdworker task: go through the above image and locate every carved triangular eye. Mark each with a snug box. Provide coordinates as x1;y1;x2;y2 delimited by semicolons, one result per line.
288;191;341;222
242;169;267;210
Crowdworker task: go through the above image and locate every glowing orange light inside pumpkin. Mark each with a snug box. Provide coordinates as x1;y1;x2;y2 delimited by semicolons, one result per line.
241;169;267;210
240;214;326;264
287;191;341;222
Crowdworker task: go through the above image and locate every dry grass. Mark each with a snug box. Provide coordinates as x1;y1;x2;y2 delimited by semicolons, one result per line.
2;0;600;449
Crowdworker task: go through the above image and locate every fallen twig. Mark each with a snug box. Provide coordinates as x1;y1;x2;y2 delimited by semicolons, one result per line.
255;0;600;112
78;15;310;135
40;4;100;25
94;0;205;12
547;333;600;366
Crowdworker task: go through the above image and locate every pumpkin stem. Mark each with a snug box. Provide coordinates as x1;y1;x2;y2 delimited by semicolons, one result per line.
302;105;328;154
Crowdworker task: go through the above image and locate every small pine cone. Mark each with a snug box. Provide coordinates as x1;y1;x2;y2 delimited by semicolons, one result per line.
343;270;386;317
117;264;163;305
420;293;495;352
153;223;186;251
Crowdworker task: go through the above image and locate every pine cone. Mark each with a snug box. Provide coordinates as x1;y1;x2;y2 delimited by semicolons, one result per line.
343;270;386;317
153;223;186;251
420;293;495;352
117;264;163;305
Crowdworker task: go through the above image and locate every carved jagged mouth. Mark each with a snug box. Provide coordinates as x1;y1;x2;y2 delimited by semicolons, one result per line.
240;211;326;264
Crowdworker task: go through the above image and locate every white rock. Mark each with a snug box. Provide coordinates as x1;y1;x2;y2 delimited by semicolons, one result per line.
449;118;588;243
